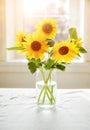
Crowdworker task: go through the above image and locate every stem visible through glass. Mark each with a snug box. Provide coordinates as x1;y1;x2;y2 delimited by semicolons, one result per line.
39;67;53;84
37;67;56;105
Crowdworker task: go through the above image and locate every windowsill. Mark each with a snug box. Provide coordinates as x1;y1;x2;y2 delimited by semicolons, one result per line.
0;61;90;73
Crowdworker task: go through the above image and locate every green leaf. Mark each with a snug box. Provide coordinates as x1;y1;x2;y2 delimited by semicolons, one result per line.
44;59;54;69
79;47;87;53
31;58;42;67
56;64;65;71
69;28;78;39
7;47;24;50
46;39;55;47
28;62;37;74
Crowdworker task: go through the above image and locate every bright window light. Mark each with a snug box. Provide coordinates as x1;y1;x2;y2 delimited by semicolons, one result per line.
6;0;85;62
23;0;60;14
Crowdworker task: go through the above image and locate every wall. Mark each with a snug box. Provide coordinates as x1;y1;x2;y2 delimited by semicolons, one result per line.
0;62;90;88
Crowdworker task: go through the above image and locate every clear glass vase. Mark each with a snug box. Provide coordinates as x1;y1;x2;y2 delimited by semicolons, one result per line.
36;67;57;108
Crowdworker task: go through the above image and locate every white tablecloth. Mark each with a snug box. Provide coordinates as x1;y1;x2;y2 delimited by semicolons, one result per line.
0;89;90;130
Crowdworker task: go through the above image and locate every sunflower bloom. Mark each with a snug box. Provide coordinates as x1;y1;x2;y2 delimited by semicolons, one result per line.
24;32;49;59
52;41;79;63
75;38;83;46
70;38;83;47
15;31;26;53
36;18;58;39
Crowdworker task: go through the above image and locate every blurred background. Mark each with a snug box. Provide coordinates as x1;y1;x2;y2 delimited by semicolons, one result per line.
0;0;90;88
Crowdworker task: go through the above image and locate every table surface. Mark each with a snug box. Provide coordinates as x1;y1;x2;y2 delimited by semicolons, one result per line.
0;88;90;130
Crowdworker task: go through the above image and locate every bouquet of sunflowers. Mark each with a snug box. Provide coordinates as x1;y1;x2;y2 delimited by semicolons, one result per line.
8;18;87;106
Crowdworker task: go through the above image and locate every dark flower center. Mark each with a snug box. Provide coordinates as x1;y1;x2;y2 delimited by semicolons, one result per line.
59;46;69;55
42;23;53;34
31;41;41;51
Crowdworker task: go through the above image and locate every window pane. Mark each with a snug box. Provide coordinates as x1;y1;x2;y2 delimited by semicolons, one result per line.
6;0;84;62
23;0;69;41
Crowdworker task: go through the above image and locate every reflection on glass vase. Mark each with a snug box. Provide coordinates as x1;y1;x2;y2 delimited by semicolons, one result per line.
36;67;57;108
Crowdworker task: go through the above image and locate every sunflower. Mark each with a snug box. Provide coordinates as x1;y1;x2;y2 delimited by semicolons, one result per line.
70;38;83;47
24;32;49;59
36;18;58;39
15;31;26;53
75;38;83;46
52;41;79;63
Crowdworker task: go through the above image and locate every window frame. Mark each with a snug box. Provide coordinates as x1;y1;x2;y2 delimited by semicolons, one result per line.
84;0;90;62
0;0;6;61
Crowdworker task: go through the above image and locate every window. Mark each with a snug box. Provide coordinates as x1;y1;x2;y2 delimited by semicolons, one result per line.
0;0;89;62
23;0;69;40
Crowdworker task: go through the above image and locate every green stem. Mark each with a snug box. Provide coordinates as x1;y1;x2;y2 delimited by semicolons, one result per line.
46;90;52;104
40;67;53;84
46;86;56;103
37;86;45;104
39;67;46;83
45;69;53;84
42;88;46;104
51;85;54;104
